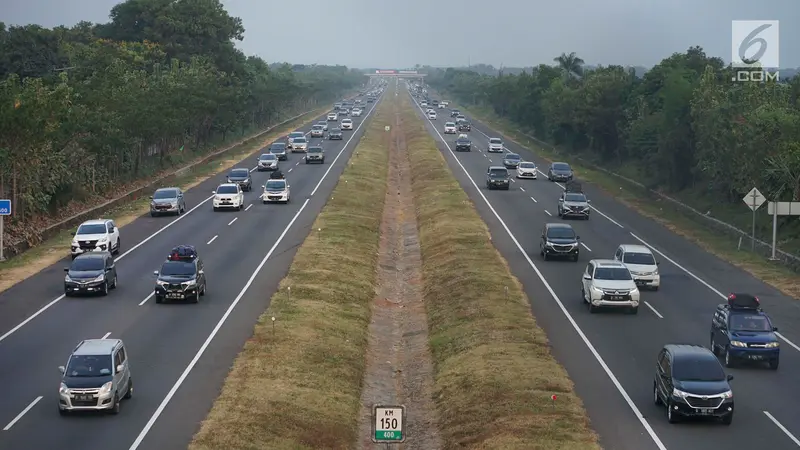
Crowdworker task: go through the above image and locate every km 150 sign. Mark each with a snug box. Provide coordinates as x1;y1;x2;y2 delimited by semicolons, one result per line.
372;404;405;443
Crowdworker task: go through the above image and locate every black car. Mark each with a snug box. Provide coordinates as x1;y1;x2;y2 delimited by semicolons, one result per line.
64;252;118;296
226;168;252;191
153;246;207;304
458;121;471;131
367;97;374;103
455;136;472;151
485;166;510;190
654;344;734;424
539;223;580;261
710;293;780;369
329;127;343;140
502;152;521;168
547;162;574;182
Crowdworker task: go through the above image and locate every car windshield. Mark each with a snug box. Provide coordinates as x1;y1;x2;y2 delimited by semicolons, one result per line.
270;143;285;150
505;154;520;160
260;154;276;161
70;257;104;271
266;180;286;190
312;125;323;130
309;147;322;153
565;193;586;202
332;128;341;132
457;138;470;143
445;123;455;126
594;267;632;280
623;252;656;265
66;354;113;377
342;120;351;123
547;227;575;239
553;163;571;171
216;185;238;194
229;169;248;178
76;224;106;235
490;139;502;144
672;357;726;381
294;137;306;143
729;314;773;332
160;261;196;276
153;189;178;199
290;133;304;138
489;169;507;177
519;162;536;168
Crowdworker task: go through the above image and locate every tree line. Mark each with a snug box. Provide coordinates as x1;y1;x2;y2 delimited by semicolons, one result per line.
0;0;364;234
424;48;800;214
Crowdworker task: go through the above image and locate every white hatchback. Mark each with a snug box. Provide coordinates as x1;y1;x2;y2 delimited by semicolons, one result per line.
428;111;437;120
613;244;660;290
516;161;538;179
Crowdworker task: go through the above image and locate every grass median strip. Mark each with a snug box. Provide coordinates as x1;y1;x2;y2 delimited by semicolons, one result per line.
400;94;600;449
189;100;390;449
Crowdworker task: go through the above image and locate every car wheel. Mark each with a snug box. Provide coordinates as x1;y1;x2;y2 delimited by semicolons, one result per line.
721;412;733;425
110;394;120;415
213;207;219;212
200;283;206;297
542;252;548;261
191;292;199;304
573;254;579;262
263;200;267;204
666;400;679;423
59;407;68;416
628;306;639;314
588;302;597;313
124;379;133;399
150;211;156;217
724;346;735;368
768;358;779;370
111;274;118;289
710;334;718;355
101;281;109;296
653;382;663;405
155;295;163;304
114;239;121;254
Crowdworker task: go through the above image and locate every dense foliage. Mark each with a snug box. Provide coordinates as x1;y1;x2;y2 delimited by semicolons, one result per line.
425;48;800;204
0;0;364;225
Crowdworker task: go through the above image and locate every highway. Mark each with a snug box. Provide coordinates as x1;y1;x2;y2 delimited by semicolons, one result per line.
410;88;800;450
0;91;382;450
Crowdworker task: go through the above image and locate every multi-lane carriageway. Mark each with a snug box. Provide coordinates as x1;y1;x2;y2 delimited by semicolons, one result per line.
411;86;800;450
0;91;383;450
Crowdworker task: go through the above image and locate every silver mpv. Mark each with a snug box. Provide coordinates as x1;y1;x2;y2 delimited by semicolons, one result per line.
58;339;133;415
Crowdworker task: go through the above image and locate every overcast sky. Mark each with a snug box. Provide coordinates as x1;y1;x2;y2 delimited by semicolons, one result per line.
3;0;798;69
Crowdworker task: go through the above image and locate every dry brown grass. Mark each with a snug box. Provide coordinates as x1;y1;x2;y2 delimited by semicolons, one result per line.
0;109;327;295
188;100;391;450
399;94;600;449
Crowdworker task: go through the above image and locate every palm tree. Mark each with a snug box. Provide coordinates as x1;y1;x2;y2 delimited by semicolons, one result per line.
554;52;585;78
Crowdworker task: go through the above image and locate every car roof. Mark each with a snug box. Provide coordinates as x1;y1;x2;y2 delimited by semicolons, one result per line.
79;219;109;226
155;187;179;192
545;222;573;229
490;137;502;141
664;344;716;360
308;146;323;150
591;259;626;268
230;167;249;172
260;153;275;157
73;338;122;355
552;161;570;165
619;244;652;254
504;153;520;157
271;142;286;146
342;118;352;121
488;166;507;170
217;183;238;188
73;252;108;261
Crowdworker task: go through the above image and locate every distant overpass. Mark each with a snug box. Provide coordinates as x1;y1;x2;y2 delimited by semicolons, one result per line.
366;70;426;78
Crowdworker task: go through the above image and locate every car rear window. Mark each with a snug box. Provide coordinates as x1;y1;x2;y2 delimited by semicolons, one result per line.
229;169;248;177
490;138;502;144
216;185;238;194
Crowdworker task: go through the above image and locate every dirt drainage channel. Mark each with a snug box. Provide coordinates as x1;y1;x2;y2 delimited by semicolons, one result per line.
356;107;442;450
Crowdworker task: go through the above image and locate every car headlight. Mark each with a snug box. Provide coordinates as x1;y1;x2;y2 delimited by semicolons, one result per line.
65;275;73;282
672;388;691;398
99;381;113;394
630;287;639;295
98;236;108;243
591;286;603;294
730;340;747;347
182;279;197;287
156;280;169;286
719;390;733;399
765;342;780;348
93;274;105;282
545;241;554;248
60;383;70;395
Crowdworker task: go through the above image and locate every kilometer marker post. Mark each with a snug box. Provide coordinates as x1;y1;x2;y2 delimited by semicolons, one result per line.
372;404;405;443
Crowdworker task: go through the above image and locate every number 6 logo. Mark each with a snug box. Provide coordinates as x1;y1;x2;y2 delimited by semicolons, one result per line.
732;20;779;68
739;23;771;64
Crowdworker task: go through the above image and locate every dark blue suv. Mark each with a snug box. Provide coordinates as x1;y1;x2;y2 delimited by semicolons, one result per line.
710;293;780;370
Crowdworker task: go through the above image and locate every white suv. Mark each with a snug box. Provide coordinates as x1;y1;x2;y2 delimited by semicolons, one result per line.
71;219;121;259
212;183;244;211
581;259;640;314
613;244;660;290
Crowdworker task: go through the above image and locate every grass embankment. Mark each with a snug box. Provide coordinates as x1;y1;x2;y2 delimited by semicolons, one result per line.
455;102;800;299
400;98;599;447
189;101;390;449
0;108;326;295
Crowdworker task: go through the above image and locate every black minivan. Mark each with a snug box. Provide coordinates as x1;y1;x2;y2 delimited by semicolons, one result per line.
64;252;118;296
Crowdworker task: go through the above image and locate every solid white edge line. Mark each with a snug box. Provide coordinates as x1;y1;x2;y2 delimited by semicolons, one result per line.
3;396;42;431
138;292;155;306
580;242;592;252
643;301;664;319
101;332;112;339
763;411;800;447
206;235;218;245
411;96;668;450
127;198;311;450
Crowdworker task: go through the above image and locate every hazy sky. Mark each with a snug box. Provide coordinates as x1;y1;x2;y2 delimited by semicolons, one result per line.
3;0;798;68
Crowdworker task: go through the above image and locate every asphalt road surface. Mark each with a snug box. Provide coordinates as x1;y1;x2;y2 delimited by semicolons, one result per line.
0;91;383;450
410;87;800;450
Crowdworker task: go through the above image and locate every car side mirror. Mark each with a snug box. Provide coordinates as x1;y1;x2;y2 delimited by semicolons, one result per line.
583;274;591;280
656;262;660;266
64;267;70;272
587;200;592;203
116;364;124;373
106;267;113;272
576;235;581;240
70;232;75;236
211;191;216;194
149;196;153;199
58;366;65;374
153;270;159;276
726;375;734;382
773;327;778;331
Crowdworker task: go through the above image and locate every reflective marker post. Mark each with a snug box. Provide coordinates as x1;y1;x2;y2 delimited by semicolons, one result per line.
0;199;11;261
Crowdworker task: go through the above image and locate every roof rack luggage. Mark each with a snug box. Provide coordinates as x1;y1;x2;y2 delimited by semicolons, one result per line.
168;244;197;261
726;293;760;310
565;180;583;193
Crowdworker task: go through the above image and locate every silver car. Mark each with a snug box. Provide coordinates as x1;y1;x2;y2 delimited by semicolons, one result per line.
269;142;288;161
58;339;133;415
291;136;308;152
488;138;504;153
316;121;329;131
257;153;278;171
558;191;591;220
149;187;185;216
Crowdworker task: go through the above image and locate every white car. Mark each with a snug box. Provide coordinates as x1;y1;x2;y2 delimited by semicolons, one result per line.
516;161;538;179
581;259;640;314
291;136;308;152
351;108;362;117
327;112;338;121
316;121;328;131
421;102;428;108
441;101;449;107
341;118;353;130
70;219;121;259
443;122;456;134
488;137;504;152
428;111;437;120
613;244;660;290
438;103;445;109
212;183;244;211
286;131;305;148
261;179;291;204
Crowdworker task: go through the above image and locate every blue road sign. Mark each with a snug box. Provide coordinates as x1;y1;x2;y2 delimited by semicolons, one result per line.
0;199;10;216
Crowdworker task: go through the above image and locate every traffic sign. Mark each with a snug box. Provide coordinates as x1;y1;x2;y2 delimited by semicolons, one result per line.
372;404;405;443
0;199;9;216
742;187;766;211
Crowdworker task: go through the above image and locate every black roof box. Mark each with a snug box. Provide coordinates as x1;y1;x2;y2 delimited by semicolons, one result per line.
168;244;197;261
565;180;583;193
727;293;760;310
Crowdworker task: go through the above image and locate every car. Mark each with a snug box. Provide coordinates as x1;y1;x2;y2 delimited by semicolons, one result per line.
153;245;207;303
286;131;305;149
421;101;428;108
654;344;734;424
485;166;510;190
455;114;466;122
450;109;461;117
351;107;362;117
257;153;279;171
438;103;445;109
502;152;521;168
226;167;253;191
341;118;354;130
58;338;133;415
458;121;471;131
441;101;449;107
329;127;343;140
64;252;118;296
149;187;185;216
710;293;780;369
316;121;329;131
443;122;457;134
212;183;244;211
428;111;437;120
70;219;121;259
261;179;291;204
581;259;640;313
487;137;504;153
269;142;288;161
432;100;439;106
327;112;339;121
613;244;660;290
306;146;325;164
339;108;349;116
455;134;472;151
291;136;308;152
539;223;580;261
367;97;374;103
547;162;574;182
516;161;538;179
557;183;590;219
333;102;342;110
310;125;325;138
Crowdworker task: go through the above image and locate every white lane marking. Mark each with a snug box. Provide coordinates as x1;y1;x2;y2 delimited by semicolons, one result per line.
488;159;493;163
3;396;42;431
544;210;552;216
763;411;800;447
510;178;515;183
227;217;237;226
530;196;538;203
629;232;800;352
206;235;218;245
249;167;257;173
412;96;668;450
138;292;155;306
519;186;526;192
101;332;112;339
287;168;293;173
643;302;664;319
580;242;592;252
128;199;311;450
245;204;253;211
